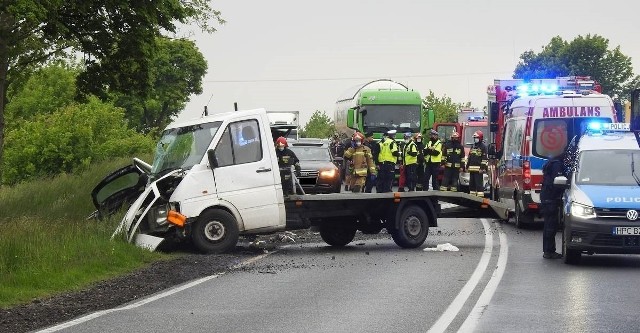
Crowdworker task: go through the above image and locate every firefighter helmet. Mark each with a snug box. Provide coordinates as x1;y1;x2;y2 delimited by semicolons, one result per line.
429;129;439;136
473;130;484;141
352;132;365;143
275;136;288;147
451;131;460;139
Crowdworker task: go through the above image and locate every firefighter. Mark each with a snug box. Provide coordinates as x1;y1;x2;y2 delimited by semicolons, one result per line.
402;132;419;191
414;133;425;190
275;136;301;195
343;132;376;193
466;130;488;197
423;129;443;191
378;129;399;193
363;131;379;193
440;131;465;191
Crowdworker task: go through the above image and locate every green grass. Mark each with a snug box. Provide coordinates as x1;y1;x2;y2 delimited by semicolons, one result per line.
0;156;168;308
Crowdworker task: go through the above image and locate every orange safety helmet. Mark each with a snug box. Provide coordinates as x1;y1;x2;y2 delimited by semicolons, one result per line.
352;132;365;143
473;130;484;141
275;136;288;147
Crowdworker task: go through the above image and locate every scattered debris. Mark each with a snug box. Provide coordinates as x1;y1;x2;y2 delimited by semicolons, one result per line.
423;243;459;252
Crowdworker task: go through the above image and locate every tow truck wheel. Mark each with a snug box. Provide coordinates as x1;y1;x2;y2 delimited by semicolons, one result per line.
319;225;357;247
514;200;533;229
192;210;239;254
562;227;581;265
391;205;429;248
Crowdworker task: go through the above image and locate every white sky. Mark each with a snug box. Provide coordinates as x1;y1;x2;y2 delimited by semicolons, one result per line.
178;0;640;126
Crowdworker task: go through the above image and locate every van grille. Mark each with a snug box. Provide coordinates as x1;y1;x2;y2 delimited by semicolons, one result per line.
595;208;631;219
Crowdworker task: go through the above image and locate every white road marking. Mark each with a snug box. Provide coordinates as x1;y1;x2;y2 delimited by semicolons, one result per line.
35;252;273;333
457;222;509;332
426;218;493;333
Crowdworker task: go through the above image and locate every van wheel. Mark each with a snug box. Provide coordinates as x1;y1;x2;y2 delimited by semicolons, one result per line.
515;200;533;229
391;205;429;248
562;227;581;265
319;225;356;247
191;210;239;254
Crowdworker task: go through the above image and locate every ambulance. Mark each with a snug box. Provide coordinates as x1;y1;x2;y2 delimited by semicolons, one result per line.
487;77;618;228
554;123;640;264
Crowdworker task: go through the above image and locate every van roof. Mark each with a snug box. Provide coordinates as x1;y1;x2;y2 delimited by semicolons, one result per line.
578;132;640;151
165;108;267;130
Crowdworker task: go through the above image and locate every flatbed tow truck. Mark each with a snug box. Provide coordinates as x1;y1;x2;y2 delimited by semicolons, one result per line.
92;109;509;253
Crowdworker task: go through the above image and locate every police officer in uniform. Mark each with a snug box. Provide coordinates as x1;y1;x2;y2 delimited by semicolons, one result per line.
275;136;301;195
540;153;566;259
414;133;425;190
378;129;399;193
423;129;443;191
343;132;377;193
466;130;488;197
440;131;465;191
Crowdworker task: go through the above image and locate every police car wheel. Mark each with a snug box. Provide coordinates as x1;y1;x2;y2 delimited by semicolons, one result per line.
562;227;581;265
191;210;239;254
319;225;357;247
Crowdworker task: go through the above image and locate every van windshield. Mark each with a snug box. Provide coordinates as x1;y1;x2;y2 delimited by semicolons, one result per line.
577;150;640;186
532;118;611;158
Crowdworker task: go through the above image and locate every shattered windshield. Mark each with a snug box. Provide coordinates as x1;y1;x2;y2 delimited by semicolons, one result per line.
362;105;421;133
577;150;640;186
151;121;222;176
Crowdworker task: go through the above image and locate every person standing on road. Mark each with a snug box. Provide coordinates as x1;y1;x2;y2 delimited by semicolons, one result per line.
363;131;379;193
401;132;419;191
275;136;301;195
540;152;567;259
423;129;443;191
466;130;488;197
343;132;376;193
378;129;399;192
414;133;425;191
440;131;465;192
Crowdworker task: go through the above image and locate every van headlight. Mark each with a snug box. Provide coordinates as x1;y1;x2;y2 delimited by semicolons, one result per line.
570;202;596;219
150;204;170;226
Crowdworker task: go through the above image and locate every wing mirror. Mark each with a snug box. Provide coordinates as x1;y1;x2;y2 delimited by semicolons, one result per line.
553;176;569;189
207;149;219;169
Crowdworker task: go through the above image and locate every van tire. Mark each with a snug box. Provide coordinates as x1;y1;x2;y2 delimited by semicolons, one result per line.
191;210;239;254
319;225;356;247
391;205;429;248
562;227;581;265
515;200;533;229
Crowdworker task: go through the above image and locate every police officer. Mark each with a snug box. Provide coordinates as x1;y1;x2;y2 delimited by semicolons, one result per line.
414;133;425;190
363;131;379;193
440;131;465;191
275;136;301;195
378;129;399;193
423;129;443;191
343;132;377;193
400;132;419;191
466;130;488;197
540;152;566;259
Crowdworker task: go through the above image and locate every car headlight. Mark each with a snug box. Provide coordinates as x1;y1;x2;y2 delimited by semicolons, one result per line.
570;202;595;219
320;169;337;178
152;204;170;226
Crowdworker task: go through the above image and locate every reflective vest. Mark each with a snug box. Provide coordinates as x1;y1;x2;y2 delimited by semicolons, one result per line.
403;140;418;165
424;140;442;163
378;137;398;163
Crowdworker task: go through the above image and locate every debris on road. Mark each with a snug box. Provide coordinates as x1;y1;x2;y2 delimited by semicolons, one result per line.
423;243;459;252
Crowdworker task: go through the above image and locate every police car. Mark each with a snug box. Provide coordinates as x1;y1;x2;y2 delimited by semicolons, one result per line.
554;122;640;264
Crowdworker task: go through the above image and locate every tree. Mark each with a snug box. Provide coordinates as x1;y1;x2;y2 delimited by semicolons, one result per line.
422;90;464;123
514;34;638;99
300;111;335;138
0;1;223;185
114;37;208;132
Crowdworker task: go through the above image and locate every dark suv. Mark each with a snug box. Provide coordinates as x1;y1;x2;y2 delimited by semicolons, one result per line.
288;139;341;194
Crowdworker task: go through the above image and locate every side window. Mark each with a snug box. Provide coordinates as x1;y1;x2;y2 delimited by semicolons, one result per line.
213;119;263;167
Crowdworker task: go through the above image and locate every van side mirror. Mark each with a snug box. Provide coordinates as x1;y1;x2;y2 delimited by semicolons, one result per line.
207;149;219;169
553;176;569;189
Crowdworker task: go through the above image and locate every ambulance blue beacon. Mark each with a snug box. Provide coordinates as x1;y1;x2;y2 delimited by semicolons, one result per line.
554;122;640;264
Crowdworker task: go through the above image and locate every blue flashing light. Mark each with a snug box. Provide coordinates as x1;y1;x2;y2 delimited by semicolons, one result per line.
530;85;539;93
468;116;483;121
587;122;602;130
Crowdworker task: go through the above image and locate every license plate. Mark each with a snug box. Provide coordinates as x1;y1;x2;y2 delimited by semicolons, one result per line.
613;227;640;235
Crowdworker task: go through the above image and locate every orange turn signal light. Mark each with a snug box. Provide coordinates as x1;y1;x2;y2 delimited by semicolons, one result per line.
394;192;401;203
167;210;187;227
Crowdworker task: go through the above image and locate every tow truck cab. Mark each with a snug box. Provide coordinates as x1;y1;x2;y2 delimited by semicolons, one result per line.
555;123;640;264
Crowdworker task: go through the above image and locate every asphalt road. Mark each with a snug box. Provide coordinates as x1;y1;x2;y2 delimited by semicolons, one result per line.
38;216;640;333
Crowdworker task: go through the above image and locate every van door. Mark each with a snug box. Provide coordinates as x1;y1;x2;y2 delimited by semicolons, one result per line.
210;118;284;231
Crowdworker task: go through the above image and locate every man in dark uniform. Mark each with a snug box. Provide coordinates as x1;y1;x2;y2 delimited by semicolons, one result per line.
466;130;488;197
363;131;379;193
440;131;465;191
540;153;566;259
414;133;425;190
275;136;301;195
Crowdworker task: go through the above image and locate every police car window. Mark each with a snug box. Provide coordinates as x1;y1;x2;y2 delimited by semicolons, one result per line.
577;150;640;186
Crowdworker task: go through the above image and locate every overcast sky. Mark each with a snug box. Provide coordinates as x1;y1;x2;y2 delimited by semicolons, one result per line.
177;0;640;126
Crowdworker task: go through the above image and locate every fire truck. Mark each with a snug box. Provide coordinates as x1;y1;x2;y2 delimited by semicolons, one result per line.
485;76;619;228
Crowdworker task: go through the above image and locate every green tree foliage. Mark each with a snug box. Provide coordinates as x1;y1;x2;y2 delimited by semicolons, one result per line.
422;90;464;123
0;1;223;184
514;34;638;99
114;37;208;132
300;111;335;138
2;97;154;185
